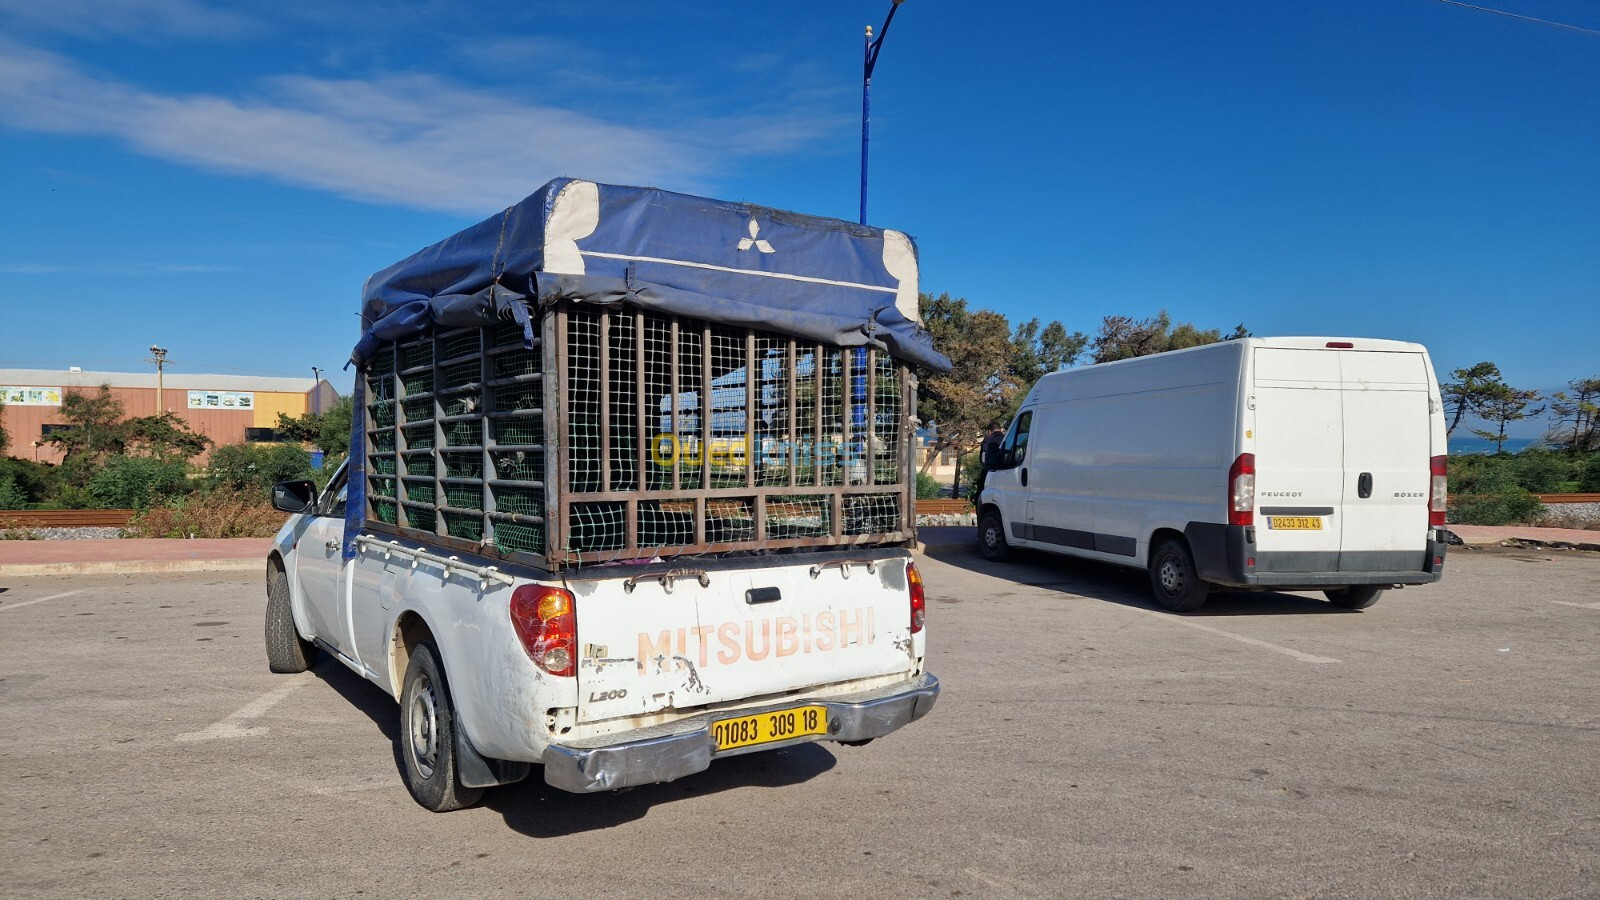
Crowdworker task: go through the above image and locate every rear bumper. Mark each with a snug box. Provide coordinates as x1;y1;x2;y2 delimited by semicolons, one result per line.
1188;523;1448;590
541;673;940;793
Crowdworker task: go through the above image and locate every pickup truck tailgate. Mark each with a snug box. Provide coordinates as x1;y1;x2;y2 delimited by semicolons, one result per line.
569;554;918;724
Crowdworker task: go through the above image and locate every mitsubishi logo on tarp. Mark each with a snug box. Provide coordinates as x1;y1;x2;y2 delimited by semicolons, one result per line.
737;218;775;253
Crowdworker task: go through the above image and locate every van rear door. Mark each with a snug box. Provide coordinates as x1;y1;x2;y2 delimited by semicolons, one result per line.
1251;348;1346;566
1336;351;1433;567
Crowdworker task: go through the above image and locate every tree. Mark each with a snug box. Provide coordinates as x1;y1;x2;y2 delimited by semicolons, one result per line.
43;385;210;490
1010;318;1088;387
276;395;354;461
1545;376;1600;452
1440;362;1504;437
917;293;1018;488
1089;310;1240;364
0;395;8;456
1471;383;1545;455
45;385;127;476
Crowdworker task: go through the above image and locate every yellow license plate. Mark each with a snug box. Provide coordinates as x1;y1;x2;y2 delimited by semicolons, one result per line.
1269;517;1323;530
712;706;827;752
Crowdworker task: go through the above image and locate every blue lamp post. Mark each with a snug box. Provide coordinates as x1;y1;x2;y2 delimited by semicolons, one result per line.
860;0;908;225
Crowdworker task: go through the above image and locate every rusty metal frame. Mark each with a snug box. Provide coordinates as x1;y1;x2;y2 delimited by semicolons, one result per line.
551;303;912;569
362;301;914;573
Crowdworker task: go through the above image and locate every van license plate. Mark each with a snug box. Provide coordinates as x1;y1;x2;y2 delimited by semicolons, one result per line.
1269;517;1322;530
712;706;827;752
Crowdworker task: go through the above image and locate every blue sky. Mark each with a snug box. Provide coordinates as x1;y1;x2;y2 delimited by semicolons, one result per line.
2;1;1596;435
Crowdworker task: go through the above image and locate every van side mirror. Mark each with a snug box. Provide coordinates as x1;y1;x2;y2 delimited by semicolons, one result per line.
272;480;318;514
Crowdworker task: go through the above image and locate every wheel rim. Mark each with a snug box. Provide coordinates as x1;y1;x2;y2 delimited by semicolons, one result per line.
408;672;439;780
1158;556;1185;595
983;523;999;550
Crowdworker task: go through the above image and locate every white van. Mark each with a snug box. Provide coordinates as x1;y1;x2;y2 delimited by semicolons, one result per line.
976;337;1449;611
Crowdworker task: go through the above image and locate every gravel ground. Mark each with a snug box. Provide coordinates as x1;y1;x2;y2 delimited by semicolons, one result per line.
1537;502;1600;530
0;526;124;540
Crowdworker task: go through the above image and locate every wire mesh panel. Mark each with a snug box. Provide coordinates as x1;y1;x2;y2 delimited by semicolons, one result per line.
558;304;912;566
364;310;547;563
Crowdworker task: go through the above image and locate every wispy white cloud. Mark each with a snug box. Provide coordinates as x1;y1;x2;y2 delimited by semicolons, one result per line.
0;39;846;215
0;0;261;39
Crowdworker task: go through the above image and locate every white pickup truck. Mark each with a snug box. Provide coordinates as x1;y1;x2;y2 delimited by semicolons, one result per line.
264;179;945;811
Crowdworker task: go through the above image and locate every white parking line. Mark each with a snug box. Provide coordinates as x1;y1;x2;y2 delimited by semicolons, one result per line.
0;589;86;611
1551;600;1600;610
176;675;311;742
1128;607;1341;664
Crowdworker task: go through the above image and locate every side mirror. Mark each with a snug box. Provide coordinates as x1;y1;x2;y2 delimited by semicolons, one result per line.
271;480;318;514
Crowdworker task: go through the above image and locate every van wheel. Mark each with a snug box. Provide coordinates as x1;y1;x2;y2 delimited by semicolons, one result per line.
265;562;316;673
978;511;1011;561
1149;539;1209;612
400;641;485;812
1325;586;1384;609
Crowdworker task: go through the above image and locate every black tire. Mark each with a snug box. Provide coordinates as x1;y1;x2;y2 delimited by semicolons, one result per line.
977;510;1011;562
1325;585;1385;610
400;642;484;812
265;562;316;673
1149;539;1210;612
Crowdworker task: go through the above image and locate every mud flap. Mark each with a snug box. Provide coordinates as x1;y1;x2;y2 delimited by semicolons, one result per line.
456;728;532;789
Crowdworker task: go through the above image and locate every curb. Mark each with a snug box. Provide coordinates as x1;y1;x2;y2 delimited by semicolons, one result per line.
0;559;263;578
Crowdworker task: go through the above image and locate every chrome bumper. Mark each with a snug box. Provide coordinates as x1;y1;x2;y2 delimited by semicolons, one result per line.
542;673;940;793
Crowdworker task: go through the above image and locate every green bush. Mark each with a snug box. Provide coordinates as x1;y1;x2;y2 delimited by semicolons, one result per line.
1508;449;1567;493
1579;456;1600;493
86;456;191;510
915;472;945;500
1449;469;1544;526
0;471;25;510
0;457;64;508
206;443;316;494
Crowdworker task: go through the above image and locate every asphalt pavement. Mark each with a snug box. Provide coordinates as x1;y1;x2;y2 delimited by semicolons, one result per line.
1;539;1596;898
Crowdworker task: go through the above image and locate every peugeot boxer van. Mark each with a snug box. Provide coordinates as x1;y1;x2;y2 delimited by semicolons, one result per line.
976;337;1449;611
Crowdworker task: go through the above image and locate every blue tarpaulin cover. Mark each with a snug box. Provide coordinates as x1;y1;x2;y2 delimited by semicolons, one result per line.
343;178;948;557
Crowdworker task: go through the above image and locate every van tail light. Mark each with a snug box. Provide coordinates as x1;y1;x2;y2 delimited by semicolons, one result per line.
509;585;577;677
907;561;926;634
1429;455;1448;527
1229;453;1256;527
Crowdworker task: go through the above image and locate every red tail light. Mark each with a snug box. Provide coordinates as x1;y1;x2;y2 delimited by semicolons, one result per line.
509;585;577;677
1429;455;1447;527
907;561;926;634
1229;453;1255;527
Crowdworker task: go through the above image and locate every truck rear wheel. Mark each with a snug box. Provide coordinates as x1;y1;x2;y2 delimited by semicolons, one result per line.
978;510;1011;562
400;641;484;812
1325;585;1384;609
1149;539;1210;612
265;562;316;673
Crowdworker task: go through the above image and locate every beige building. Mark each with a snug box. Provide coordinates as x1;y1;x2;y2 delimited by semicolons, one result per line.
1;368;339;465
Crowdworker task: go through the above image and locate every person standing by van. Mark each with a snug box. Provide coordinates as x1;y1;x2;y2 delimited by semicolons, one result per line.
974;422;1005;495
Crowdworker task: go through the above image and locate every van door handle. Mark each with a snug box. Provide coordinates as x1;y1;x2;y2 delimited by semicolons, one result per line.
1021;467;1028;487
1357;472;1372;499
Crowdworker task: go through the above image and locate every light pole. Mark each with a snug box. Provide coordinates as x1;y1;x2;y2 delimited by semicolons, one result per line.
861;0;908;225
310;366;324;415
147;345;168;413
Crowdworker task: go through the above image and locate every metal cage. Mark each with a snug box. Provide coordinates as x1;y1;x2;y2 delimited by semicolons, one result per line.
363;302;915;570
